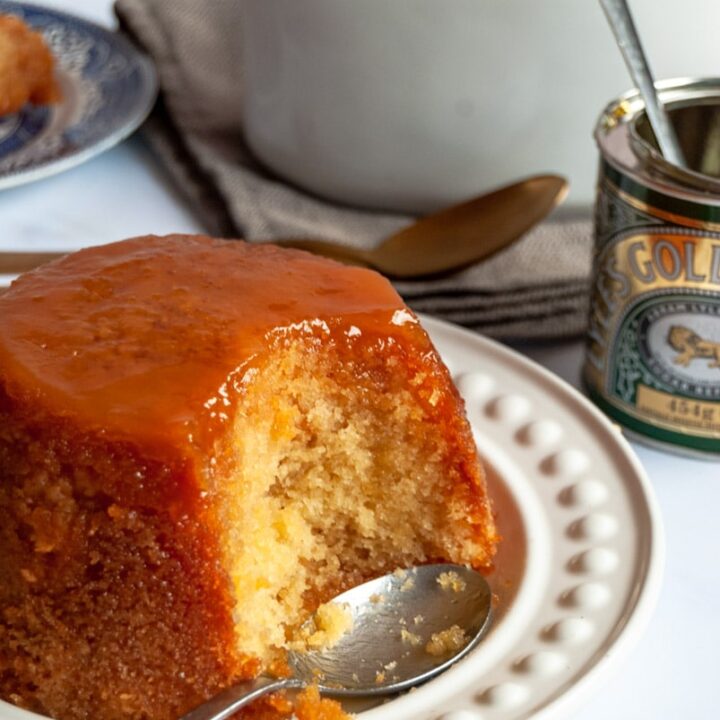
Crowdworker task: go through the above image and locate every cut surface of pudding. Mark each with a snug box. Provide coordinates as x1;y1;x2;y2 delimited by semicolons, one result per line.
0;235;498;720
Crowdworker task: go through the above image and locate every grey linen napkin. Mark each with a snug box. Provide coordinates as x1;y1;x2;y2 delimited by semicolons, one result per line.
115;0;593;340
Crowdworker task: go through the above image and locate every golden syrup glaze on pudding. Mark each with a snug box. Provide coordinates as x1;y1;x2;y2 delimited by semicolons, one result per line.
0;236;400;450
0;237;417;498
0;235;497;720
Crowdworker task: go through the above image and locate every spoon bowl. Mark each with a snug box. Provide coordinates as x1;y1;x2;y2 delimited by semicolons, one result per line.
291;564;492;696
276;174;568;278
180;564;493;720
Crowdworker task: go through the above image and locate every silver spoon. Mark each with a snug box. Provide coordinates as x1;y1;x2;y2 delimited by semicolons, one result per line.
180;564;493;720
599;0;687;167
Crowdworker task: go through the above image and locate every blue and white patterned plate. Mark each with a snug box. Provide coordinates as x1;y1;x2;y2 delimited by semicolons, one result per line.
0;1;157;189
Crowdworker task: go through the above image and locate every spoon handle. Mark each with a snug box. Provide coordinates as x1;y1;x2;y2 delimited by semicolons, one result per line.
599;0;686;168
179;676;305;720
0;251;66;275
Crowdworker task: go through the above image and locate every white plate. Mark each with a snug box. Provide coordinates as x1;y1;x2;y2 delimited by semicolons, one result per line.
0;317;663;720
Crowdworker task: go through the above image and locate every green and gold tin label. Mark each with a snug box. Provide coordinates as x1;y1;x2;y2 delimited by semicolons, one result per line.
585;177;720;455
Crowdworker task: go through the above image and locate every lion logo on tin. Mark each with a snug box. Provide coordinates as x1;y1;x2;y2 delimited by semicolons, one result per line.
667;325;720;369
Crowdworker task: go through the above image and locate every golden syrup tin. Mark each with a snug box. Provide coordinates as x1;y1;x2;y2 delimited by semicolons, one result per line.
586;78;720;458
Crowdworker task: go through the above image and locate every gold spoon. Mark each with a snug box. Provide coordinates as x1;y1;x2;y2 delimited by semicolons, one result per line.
274;174;568;277
0;174;567;279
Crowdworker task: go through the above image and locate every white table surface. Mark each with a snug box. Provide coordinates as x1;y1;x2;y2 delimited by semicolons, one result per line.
2;3;718;719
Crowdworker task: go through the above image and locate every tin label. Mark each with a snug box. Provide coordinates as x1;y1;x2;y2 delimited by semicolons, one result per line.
585;177;720;454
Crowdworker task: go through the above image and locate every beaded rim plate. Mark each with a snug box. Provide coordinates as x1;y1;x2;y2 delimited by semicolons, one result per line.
355;317;664;720
0;317;663;720
0;1;157;190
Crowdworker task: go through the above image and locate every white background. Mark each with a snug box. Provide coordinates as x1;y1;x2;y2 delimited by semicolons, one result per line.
0;2;718;719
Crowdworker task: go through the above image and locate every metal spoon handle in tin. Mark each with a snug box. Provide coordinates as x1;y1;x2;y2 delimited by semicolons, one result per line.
180;564;493;720
599;0;686;168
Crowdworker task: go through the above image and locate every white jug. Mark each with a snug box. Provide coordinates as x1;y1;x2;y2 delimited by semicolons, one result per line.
242;0;719;213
